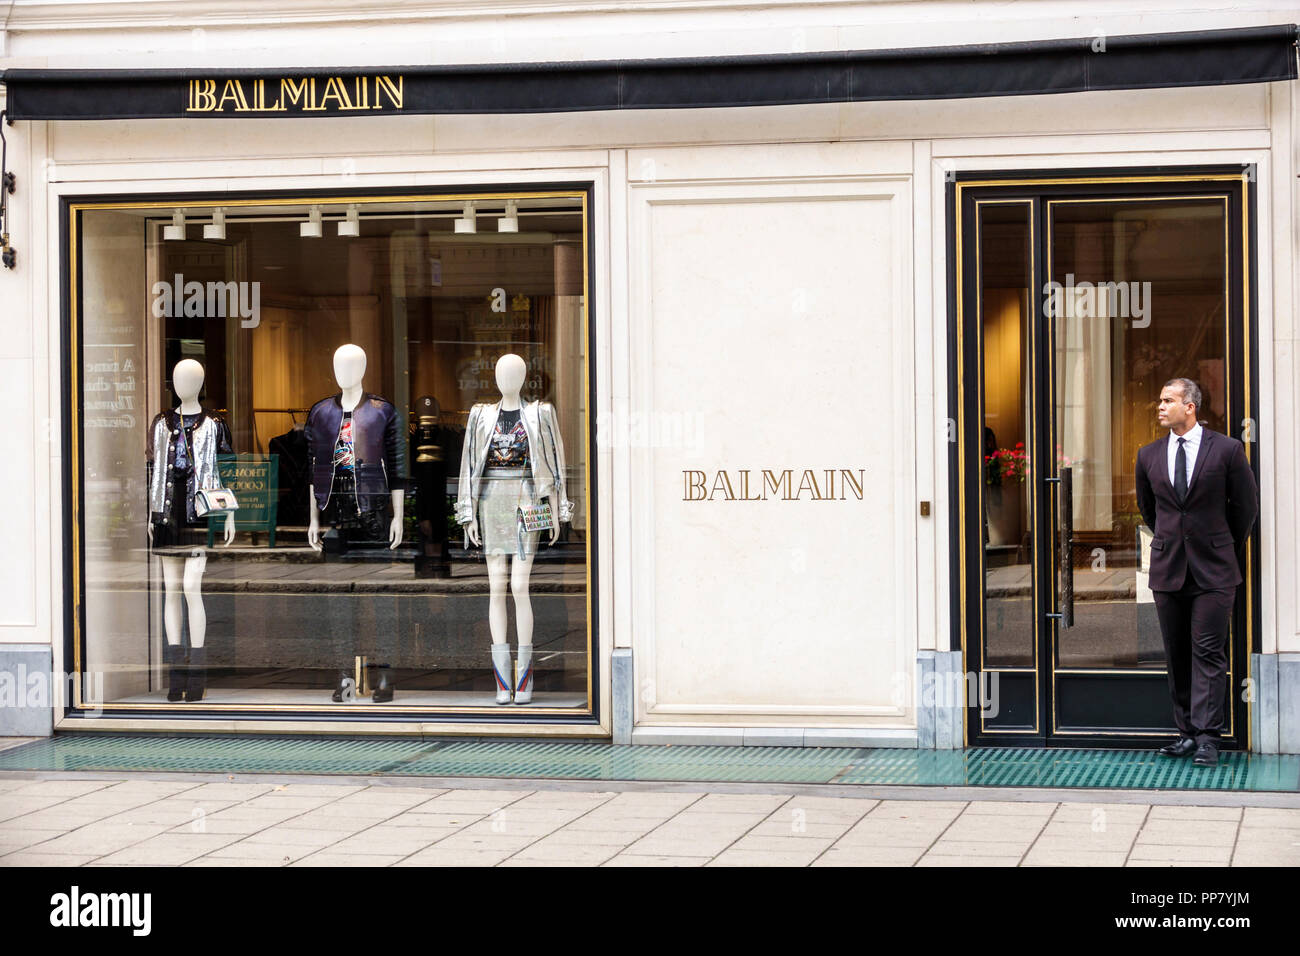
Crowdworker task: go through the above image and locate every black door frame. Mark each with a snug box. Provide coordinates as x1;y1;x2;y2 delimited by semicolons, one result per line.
947;165;1259;749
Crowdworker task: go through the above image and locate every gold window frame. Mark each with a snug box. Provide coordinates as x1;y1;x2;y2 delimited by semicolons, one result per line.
65;187;597;722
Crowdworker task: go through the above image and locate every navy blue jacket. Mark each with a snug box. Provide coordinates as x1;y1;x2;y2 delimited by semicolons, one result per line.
305;393;407;511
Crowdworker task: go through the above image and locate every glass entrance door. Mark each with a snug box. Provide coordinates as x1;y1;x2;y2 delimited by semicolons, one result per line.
954;170;1256;747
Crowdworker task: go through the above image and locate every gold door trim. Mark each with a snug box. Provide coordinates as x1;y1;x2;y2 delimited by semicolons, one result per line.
1045;193;1235;739
955;170;1255;747
970;199;1039;735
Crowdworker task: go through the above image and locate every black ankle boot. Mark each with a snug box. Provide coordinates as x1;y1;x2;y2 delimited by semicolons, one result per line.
184;646;206;703
331;669;352;703
371;667;395;703
165;643;186;702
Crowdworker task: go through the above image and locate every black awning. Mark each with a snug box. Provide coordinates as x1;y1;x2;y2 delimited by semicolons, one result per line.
2;23;1296;121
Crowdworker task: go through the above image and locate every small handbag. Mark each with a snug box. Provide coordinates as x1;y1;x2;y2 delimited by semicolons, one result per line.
517;501;554;533
514;482;554;559
179;420;239;517
194;487;240;517
515;475;554;533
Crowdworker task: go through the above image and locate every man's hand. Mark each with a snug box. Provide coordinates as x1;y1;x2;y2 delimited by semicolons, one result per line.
1225;439;1259;545
1134;448;1156;532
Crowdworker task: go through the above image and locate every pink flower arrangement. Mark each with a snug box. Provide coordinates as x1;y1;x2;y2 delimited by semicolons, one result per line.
985;441;1027;485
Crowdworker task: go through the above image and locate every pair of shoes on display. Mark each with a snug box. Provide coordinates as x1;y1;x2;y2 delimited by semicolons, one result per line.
490;643;534;705
165;644;206;703
330;667;396;703
1156;736;1197;758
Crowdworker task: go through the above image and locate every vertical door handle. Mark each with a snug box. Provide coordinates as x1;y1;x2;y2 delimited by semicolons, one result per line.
1059;465;1074;628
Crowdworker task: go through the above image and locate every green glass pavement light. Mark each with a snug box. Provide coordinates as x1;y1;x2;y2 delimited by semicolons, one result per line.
0;736;1296;792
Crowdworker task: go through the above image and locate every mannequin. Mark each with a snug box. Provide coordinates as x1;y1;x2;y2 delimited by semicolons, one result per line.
146;359;234;703
305;344;407;702
456;353;572;704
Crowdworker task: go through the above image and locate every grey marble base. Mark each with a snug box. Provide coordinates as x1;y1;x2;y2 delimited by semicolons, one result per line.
0;645;55;737
611;647;633;746
1279;654;1300;755
917;649;964;750
1251;653;1279;753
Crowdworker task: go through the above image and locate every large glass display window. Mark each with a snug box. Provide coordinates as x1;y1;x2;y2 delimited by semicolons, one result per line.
67;188;594;719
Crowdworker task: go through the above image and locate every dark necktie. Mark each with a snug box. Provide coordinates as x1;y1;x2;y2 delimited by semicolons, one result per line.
1174;437;1188;504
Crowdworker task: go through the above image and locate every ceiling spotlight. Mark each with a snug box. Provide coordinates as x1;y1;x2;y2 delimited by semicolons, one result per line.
498;200;519;233
454;201;477;234
300;205;323;239
337;204;360;238
163;210;186;241
203;207;226;240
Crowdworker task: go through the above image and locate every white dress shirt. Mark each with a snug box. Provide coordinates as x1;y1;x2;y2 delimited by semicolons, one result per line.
1166;421;1203;489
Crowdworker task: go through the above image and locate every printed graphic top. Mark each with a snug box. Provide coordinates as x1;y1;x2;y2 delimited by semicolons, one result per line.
487;408;530;468
333;410;355;472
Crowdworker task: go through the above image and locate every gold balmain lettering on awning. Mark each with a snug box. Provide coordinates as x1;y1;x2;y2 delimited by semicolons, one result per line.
186;75;404;113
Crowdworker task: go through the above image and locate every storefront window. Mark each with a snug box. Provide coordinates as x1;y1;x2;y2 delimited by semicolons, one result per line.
73;190;592;716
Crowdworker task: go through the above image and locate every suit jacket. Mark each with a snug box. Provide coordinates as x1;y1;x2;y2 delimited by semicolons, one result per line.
455;398;573;527
1134;425;1259;591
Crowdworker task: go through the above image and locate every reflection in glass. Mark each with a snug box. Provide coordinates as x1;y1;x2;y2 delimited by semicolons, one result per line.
1052;199;1227;668
979;203;1034;668
78;196;591;711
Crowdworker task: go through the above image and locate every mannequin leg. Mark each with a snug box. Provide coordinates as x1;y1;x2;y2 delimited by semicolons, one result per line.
510;550;537;703
182;553;209;702
485;554;512;703
510;551;536;646
485;554;510;644
159;557;186;701
182;553;208;648
160;556;184;647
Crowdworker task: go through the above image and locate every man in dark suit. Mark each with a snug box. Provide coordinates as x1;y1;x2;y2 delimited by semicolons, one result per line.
1134;378;1258;766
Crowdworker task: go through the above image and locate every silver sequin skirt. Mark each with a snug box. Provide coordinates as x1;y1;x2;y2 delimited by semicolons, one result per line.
479;467;540;558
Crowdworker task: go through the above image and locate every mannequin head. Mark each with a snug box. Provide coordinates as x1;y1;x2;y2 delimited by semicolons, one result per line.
172;359;205;403
333;344;367;390
494;353;527;397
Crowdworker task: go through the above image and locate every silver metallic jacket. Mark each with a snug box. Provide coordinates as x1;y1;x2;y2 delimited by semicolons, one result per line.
456;399;573;528
146;408;232;523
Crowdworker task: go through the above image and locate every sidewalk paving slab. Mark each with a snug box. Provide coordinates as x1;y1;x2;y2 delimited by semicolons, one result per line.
4;765;1300;867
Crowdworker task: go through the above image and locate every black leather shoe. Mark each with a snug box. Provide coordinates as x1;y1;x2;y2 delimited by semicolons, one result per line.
165;643;186;702
1193;742;1220;767
1157;737;1196;757
371;667;395;703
